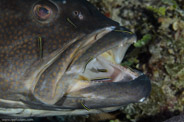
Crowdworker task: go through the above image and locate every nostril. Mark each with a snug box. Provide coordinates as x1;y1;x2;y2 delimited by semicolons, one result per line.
73;11;84;20
73;11;79;16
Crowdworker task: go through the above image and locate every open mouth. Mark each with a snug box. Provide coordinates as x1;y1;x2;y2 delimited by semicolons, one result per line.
66;26;141;92
80;50;139;83
56;26;151;109
51;27;148;109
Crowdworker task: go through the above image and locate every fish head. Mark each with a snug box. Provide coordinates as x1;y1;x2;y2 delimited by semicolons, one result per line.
0;0;151;115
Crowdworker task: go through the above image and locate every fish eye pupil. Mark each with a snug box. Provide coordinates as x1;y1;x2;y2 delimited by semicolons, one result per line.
73;11;79;16
39;7;49;14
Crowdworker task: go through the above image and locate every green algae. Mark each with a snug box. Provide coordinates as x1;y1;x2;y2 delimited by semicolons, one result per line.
134;34;152;48
147;6;166;16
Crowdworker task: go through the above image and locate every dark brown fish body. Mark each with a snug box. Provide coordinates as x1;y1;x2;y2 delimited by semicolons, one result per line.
0;0;151;117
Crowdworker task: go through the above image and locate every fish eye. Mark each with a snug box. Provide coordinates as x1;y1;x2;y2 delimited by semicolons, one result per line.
32;1;58;24
34;5;52;21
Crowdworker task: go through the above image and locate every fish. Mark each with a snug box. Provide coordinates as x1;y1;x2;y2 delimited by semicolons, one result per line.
0;0;151;117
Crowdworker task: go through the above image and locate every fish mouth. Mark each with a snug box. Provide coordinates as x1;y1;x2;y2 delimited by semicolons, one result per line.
68;27;139;85
77;32;138;84
56;26;151;109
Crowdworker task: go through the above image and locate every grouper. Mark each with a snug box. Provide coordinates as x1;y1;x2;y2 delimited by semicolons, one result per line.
0;0;151;117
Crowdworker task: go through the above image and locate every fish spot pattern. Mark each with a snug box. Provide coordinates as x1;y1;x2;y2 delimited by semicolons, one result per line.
0;0;78;102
